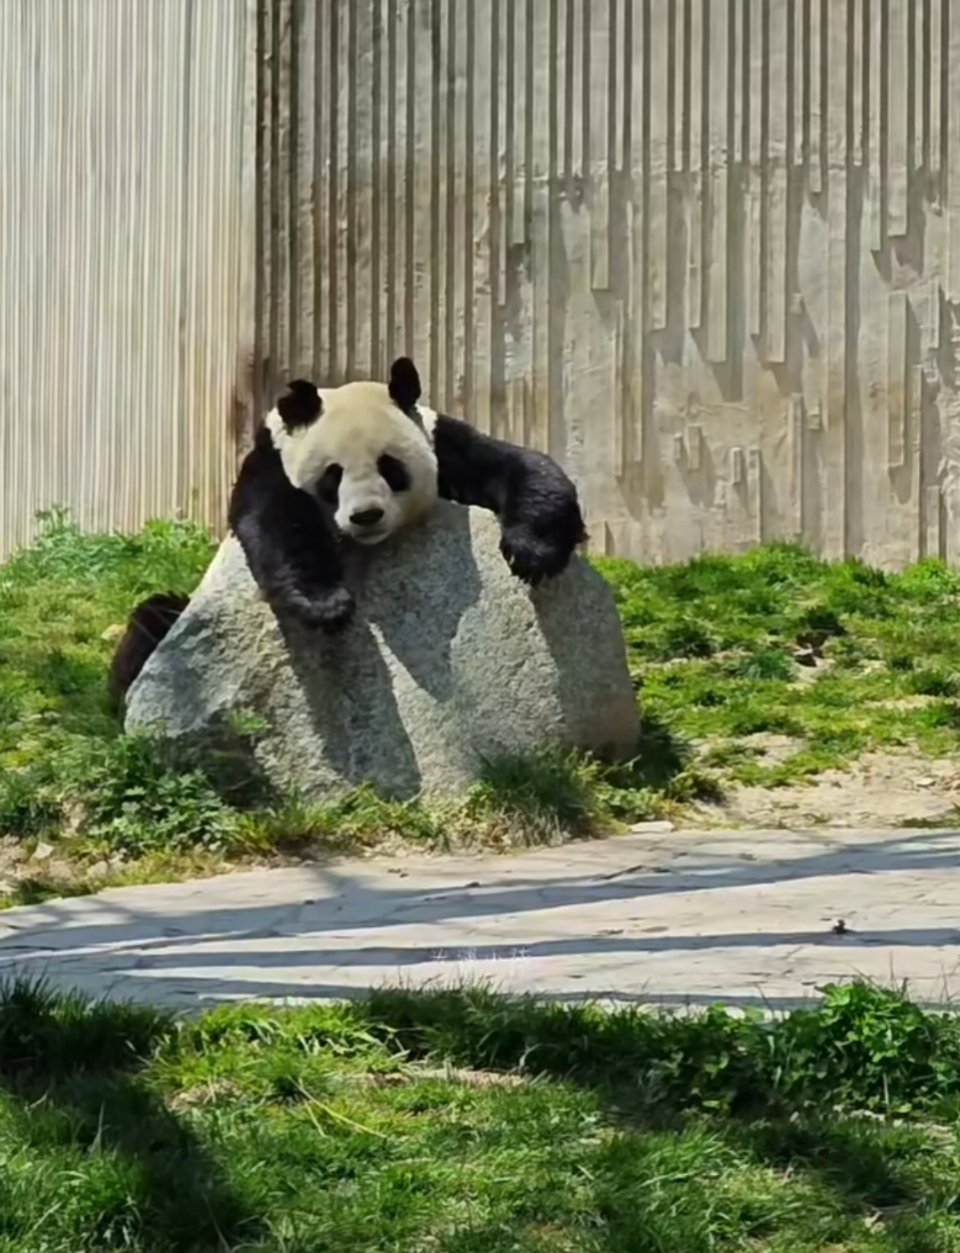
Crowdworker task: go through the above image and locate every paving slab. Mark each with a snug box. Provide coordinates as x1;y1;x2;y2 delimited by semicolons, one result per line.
1;827;959;1012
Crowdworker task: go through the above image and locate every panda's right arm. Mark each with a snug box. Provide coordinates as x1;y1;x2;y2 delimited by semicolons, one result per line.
228;435;355;633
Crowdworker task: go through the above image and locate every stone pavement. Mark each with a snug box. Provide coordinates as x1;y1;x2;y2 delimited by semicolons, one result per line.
1;826;959;1012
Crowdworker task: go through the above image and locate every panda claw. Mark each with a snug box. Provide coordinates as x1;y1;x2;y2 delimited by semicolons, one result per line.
499;529;568;586
312;588;356;634
280;586;356;633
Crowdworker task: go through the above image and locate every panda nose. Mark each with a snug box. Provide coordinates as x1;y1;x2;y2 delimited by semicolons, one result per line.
350;507;385;528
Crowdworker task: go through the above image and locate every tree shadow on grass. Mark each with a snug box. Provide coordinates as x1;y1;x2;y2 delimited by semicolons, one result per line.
0;980;942;1251
0;980;260;1252
721;1115;926;1216
350;986;951;1239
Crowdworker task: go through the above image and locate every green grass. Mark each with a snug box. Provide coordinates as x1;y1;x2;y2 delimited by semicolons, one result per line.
4;515;960;895
596;543;960;786
2;978;960;1250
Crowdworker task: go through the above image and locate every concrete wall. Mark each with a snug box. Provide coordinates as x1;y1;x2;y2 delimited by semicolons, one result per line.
257;0;960;568
0;0;248;557
4;0;960;571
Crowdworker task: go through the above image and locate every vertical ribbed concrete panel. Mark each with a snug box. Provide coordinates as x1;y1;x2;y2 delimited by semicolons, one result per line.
6;1;960;571
254;0;960;568
0;0;246;558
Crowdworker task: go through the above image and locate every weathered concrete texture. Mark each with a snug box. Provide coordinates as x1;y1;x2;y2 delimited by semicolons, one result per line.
6;4;960;572
3;827;959;1012
125;503;639;801
250;1;960;572
0;0;246;559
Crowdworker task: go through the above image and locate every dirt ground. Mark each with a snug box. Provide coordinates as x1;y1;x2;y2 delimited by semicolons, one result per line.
696;740;960;829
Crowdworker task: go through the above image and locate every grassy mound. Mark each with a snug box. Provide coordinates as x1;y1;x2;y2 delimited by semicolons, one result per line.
3;512;960;896
0;513;697;897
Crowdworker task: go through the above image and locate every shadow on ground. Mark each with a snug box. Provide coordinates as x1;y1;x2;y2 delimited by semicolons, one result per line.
1;828;959;1009
0;982;260;1250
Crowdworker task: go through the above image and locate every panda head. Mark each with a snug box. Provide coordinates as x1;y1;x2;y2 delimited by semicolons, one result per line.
265;357;437;546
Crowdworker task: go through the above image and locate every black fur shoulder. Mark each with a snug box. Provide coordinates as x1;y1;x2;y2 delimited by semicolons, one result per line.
227;426;289;524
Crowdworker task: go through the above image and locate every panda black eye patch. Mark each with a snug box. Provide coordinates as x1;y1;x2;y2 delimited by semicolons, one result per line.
317;463;343;504
377;454;410;493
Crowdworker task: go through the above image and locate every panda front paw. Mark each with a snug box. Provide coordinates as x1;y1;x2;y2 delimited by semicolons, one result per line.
278;585;356;633
499;525;574;587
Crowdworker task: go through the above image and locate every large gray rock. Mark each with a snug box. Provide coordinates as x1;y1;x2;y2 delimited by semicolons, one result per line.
125;502;639;801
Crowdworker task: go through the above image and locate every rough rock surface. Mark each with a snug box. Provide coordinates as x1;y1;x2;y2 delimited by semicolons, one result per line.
125;502;639;801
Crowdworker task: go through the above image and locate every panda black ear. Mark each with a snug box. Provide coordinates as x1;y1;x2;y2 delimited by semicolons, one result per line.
388;357;421;411
277;379;322;430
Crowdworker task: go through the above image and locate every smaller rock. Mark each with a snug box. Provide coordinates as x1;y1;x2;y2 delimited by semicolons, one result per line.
629;820;676;834
32;841;54;862
917;776;936;788
86;860;111;879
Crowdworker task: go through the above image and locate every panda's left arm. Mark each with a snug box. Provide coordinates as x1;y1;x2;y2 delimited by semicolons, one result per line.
431;414;587;584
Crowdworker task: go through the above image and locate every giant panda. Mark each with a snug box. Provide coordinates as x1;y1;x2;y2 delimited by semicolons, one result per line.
108;355;586;709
